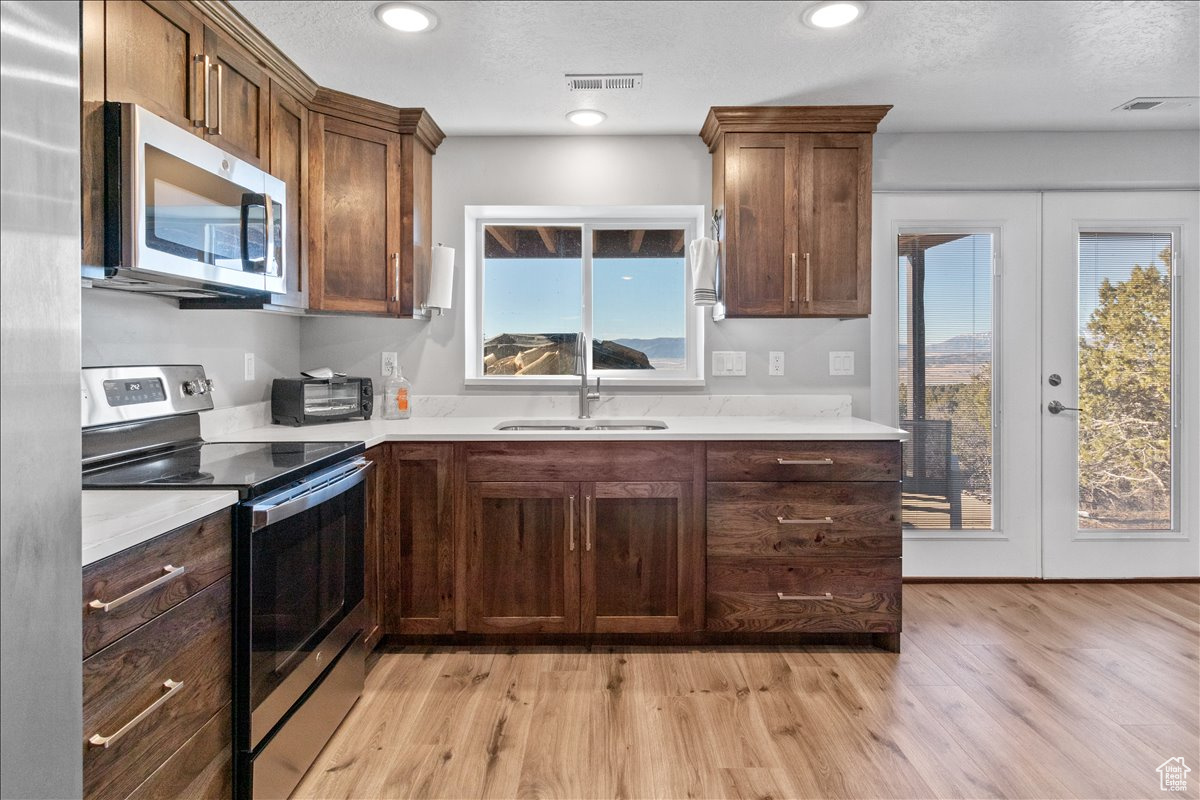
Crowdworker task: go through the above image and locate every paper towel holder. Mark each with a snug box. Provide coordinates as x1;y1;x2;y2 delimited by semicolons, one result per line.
421;242;455;317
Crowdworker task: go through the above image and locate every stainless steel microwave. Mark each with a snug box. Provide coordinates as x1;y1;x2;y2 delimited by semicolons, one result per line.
87;102;286;298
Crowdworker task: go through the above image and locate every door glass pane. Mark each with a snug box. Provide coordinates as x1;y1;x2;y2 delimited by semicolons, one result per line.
482;225;582;375
898;233;994;530
591;229;688;371
1077;232;1174;530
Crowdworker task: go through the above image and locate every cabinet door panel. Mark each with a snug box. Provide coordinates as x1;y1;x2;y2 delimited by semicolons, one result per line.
105;0;204;132
723;133;798;316
383;444;454;633
468;483;579;633
203;27;269;167
802;133;871;316
583;482;694;633
308;115;397;313
267;81;307;307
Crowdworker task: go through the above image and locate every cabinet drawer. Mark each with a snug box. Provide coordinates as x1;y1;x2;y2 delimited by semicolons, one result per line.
708;482;900;559
83;510;231;659
126;704;231;800
707;441;900;482
706;558;900;633
466;442;694;482
84;577;231;800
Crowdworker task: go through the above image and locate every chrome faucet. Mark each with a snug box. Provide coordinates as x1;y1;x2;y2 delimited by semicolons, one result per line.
576;332;600;419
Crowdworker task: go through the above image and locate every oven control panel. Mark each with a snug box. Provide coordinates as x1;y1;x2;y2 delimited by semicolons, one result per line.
102;377;167;406
82;365;215;427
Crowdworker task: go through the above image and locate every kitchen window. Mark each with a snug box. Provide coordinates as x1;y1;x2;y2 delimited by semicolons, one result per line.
464;206;706;386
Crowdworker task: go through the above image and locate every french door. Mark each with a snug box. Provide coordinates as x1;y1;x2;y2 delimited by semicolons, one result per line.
1040;192;1198;578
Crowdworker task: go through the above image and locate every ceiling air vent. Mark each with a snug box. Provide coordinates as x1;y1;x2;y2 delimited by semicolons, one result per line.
566;73;643;91
1113;96;1198;112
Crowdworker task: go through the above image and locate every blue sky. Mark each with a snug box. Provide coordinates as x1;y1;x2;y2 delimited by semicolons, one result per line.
897;231;1171;344
482;256;685;341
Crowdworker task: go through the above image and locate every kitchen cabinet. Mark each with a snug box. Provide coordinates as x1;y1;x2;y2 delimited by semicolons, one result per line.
201;24;270;167
463;443;704;635
306;90;443;317
267;80;308;308
82;508;232;800
467;482;579;633
377;443;455;634
704;441;902;651
701;106;890;318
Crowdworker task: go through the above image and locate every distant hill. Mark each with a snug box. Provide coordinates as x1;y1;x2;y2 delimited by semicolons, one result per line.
614;337;686;360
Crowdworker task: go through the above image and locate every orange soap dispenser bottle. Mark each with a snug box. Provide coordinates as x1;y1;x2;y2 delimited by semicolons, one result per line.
383;365;412;420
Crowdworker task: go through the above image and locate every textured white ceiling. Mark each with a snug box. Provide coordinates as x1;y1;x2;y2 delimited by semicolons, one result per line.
232;0;1200;135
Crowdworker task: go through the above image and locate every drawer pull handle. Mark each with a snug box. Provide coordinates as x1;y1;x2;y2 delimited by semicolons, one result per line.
87;679;184;749
777;592;834;601
777;516;833;525
88;565;188;613
776;458;834;465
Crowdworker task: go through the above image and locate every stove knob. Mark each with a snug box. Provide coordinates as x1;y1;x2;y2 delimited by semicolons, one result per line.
183;379;203;396
204;378;215;394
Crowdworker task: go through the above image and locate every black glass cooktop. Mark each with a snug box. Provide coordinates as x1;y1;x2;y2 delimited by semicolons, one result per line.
82;440;364;499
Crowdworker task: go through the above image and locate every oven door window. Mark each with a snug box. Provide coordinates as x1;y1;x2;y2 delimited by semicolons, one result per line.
143;144;282;282
249;478;364;708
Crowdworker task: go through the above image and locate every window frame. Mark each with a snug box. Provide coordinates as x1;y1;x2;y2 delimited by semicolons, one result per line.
463;205;706;387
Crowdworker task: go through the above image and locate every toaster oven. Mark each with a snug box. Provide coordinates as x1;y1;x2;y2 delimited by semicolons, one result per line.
272;377;373;426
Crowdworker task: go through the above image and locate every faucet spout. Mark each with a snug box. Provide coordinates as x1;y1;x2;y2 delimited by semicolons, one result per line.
576;332;600;419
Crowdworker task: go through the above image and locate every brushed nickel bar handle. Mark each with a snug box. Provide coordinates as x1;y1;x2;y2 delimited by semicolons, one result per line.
211;63;224;136
87;679;184;748
777;592;833;601
790;252;797;304
776;516;833;525
776;457;834;465
804;253;812;303
567;494;575;552
88;565;187;613
584;495;592;552
194;54;211;128
392;253;400;302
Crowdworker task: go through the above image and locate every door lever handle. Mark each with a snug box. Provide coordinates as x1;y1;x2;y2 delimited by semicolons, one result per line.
1047;400;1080;414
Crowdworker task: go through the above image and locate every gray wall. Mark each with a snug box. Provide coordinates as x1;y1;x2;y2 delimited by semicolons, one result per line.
0;2;83;797
300;129;1197;414
82;290;302;407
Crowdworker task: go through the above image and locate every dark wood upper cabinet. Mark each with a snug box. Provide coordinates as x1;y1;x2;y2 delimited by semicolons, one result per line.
582;482;696;633
702;106;890;318
306;90;443;317
267;79;308;308
201;25;269;167
466;482;579;634
104;0;206;133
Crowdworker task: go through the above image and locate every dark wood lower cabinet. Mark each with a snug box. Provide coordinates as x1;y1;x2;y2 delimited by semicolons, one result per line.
467;482;579;633
125;704;231;800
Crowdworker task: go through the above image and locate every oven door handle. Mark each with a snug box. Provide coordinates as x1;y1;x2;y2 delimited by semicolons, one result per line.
249;459;372;532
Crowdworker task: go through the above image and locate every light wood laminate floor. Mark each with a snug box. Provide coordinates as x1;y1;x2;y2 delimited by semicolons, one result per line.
295;583;1199;799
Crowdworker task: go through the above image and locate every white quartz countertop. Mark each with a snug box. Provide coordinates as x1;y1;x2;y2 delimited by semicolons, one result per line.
82;490;238;567
212;415;907;449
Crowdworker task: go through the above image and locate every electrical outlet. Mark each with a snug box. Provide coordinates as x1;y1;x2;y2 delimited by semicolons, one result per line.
243;352;255;381
768;351;785;376
381;352;397;377
711;351;746;377
829;351;855;376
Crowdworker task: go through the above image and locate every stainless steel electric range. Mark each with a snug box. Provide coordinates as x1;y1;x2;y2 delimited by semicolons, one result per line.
81;365;370;800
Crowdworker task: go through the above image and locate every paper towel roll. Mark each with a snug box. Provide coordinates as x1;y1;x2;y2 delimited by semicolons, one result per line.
427;245;455;310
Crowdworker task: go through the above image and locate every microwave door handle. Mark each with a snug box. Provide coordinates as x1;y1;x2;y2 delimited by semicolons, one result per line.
262;192;275;278
249;460;373;532
239;193;269;274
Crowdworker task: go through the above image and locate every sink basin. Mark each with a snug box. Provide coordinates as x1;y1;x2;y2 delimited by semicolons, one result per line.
493;419;668;432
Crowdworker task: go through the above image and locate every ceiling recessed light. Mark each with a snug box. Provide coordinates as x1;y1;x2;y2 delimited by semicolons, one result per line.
375;2;438;33
803;1;865;28
566;109;607;127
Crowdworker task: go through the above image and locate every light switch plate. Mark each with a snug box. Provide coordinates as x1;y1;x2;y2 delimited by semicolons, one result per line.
712;351;747;377
244;352;255;381
768;351;785;376
829;351;855;376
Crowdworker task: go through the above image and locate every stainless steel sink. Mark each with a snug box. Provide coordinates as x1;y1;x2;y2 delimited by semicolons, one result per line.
493;419;668;432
